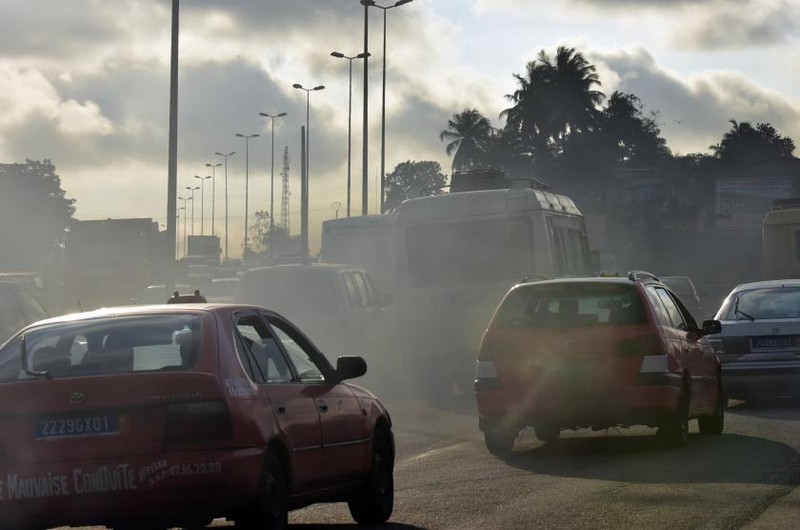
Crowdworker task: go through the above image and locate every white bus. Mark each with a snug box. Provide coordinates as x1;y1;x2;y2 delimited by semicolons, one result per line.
394;188;593;398
763;205;800;279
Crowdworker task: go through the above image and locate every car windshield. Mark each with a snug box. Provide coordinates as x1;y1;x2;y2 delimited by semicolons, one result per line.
724;287;800;320
0;314;202;380
494;282;647;328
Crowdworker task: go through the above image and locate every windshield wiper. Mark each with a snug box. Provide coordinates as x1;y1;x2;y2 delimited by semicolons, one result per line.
734;295;755;321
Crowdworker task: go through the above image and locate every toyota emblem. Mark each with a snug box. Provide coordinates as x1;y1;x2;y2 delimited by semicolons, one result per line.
69;391;85;404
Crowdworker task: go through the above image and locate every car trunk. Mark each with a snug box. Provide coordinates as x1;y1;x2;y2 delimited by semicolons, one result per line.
720;320;800;362
0;372;228;464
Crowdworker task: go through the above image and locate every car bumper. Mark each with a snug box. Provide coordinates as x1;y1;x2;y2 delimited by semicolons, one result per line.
475;383;682;431
0;447;265;529
722;362;800;400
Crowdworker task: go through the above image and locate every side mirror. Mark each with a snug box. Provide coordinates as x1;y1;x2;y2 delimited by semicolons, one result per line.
336;355;367;380
701;319;722;335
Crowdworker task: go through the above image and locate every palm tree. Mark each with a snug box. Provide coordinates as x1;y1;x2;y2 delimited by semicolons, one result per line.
502;46;604;143
439;109;493;172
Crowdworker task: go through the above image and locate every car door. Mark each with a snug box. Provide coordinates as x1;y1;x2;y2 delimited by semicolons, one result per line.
265;313;369;484
233;311;324;493
653;287;716;414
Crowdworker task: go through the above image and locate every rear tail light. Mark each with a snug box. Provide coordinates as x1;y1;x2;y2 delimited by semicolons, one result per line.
639;354;669;373
474;360;499;391
164;400;232;444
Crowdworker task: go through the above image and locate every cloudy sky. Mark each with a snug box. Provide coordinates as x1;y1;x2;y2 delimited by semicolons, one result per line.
2;0;799;255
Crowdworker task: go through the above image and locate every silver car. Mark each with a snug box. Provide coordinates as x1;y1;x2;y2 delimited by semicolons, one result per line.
710;279;800;402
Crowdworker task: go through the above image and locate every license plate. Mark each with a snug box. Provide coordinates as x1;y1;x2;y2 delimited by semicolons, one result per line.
751;336;795;350
35;413;119;439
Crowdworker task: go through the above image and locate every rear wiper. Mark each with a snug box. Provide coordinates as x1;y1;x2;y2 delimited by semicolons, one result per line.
734;296;755;321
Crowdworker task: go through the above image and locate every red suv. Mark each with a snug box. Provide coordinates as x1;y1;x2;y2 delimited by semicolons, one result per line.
474;272;723;455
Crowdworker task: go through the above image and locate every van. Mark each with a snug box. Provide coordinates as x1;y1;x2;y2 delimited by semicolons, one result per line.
235;264;393;376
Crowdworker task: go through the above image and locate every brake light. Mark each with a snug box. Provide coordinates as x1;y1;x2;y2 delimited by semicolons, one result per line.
164;400;232;444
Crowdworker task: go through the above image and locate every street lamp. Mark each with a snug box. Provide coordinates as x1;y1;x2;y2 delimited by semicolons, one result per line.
360;0;372;215
364;0;414;213
292;84;325;263
178;195;192;257
235;133;260;262
185;185;200;237
330;51;369;218
205;162;222;237
177;206;186;258
214;151;236;261
258;111;288;263
194;175;211;235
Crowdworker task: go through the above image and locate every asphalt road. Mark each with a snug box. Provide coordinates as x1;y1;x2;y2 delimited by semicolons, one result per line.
283;397;800;530
69;396;800;530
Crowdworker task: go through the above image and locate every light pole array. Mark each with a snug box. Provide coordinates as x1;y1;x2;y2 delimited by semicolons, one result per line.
205;162;222;236
360;0;371;215
258;111;288;262
185;185;199;237
214;151;236;261
364;0;413;213
235;133;259;262
292;83;325;263
330;51;369;218
194;175;211;235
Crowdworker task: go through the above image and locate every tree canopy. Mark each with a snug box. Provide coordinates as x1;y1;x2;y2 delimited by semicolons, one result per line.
0;159;75;270
384;161;448;211
439;109;493;172
711;120;795;164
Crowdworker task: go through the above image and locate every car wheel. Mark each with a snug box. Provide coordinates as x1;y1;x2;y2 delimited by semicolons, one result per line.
699;379;725;435
348;428;394;525
534;423;560;443
235;451;288;529
658;387;689;448
484;424;517;455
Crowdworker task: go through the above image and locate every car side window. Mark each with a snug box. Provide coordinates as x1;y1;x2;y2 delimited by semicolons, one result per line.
234;314;293;384
342;272;362;309
266;317;326;383
645;286;673;328
655;287;687;330
353;272;376;306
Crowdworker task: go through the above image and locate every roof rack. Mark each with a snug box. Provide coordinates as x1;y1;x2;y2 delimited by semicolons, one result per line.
627;270;660;282
166;290;207;304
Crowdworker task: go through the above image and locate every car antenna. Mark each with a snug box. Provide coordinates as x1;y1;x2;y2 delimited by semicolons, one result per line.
77;300;83;312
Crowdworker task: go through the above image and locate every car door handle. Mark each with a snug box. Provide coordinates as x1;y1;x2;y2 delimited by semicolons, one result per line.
275;402;286;415
318;401;328;413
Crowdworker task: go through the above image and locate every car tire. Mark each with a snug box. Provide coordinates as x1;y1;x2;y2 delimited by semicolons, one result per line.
699;379;725;436
235;451;289;530
348;428;394;525
484;424;517;456
658;387;689;448
534;423;560;443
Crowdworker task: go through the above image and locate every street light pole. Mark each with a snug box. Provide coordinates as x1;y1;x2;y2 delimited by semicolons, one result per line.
360;0;373;216
292;83;325;263
214;151;236;261
365;0;413;213
205;162;222;237
258;111;287;263
185;185;199;237
235;133;259;262
178;196;191;257
331;51;369;218
194;175;211;235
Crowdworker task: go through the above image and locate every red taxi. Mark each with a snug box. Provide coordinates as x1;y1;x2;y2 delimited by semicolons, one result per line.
474;272;724;455
0;303;394;529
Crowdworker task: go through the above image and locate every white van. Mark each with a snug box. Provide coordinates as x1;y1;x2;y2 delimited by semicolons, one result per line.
234;264;394;383
394;188;593;398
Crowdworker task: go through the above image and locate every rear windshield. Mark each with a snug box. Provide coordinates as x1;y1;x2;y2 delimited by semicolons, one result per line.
0;314;202;381
720;287;800;320
493;282;647;328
